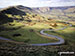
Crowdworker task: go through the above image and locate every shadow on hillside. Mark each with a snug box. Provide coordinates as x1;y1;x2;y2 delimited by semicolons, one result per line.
1;7;26;16
0;13;13;25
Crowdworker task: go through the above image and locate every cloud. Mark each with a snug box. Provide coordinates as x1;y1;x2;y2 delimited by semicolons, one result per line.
0;0;75;8
58;0;75;2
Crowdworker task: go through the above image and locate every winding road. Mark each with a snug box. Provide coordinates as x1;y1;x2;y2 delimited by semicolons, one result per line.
0;22;72;46
32;23;72;46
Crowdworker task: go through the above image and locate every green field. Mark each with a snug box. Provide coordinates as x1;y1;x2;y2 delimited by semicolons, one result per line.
0;11;75;45
0;20;59;44
1;19;74;44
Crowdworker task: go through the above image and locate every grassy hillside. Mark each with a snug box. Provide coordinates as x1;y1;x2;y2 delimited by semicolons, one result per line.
34;6;75;21
45;22;75;45
0;6;58;44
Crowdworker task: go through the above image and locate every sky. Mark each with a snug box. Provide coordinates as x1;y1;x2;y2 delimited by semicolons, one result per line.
0;0;75;8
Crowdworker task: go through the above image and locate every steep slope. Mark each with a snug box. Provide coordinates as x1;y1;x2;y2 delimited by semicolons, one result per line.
0;5;45;25
16;5;38;14
0;5;28;24
0;5;38;16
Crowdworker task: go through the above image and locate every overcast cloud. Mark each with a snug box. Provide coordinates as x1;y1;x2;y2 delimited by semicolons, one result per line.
0;0;75;8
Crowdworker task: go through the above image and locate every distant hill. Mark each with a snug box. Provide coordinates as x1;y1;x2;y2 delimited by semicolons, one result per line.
49;6;75;10
33;7;50;14
33;6;75;15
0;5;75;22
1;5;75;16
